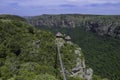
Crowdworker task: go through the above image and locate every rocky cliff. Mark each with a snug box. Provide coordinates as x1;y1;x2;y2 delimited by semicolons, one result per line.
26;14;120;39
0;14;109;80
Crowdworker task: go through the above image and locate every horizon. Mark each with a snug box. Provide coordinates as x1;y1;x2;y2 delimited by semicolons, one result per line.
1;13;120;17
0;0;120;16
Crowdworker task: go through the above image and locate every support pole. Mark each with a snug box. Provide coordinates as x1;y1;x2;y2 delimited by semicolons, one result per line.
57;44;67;80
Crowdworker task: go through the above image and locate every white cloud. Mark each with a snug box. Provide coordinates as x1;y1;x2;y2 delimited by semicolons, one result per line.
65;0;120;5
1;0;120;7
66;0;120;3
17;0;66;6
0;0;120;15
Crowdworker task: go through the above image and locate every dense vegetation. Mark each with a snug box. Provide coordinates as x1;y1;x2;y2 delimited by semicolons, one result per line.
27;14;120;39
27;14;120;80
37;26;120;80
0;14;26;21
0;15;107;80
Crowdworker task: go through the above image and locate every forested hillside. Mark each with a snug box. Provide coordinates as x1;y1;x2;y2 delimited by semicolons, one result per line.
0;14;26;21
27;14;120;39
0;15;107;80
36;26;120;80
26;14;120;80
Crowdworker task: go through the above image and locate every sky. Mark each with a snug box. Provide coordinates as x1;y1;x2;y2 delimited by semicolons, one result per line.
0;0;120;16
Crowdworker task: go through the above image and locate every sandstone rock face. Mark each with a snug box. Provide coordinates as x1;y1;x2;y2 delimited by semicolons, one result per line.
70;47;93;80
55;32;93;80
26;14;120;39
85;68;93;80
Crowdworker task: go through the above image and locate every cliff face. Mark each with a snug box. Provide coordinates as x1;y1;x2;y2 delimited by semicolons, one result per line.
55;32;93;80
25;14;120;80
0;14;94;80
26;14;120;39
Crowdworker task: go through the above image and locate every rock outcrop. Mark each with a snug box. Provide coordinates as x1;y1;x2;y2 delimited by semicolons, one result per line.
26;14;120;39
55;32;93;80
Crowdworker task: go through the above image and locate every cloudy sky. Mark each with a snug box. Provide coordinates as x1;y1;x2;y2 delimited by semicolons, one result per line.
0;0;120;16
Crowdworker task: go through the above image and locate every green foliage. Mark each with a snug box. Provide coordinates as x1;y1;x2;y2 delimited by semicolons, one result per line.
38;26;120;80
68;77;85;80
0;16;81;80
28;14;120;38
61;43;77;71
7;73;58;80
92;75;109;80
0;14;26;22
0;15;108;80
34;73;58;80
